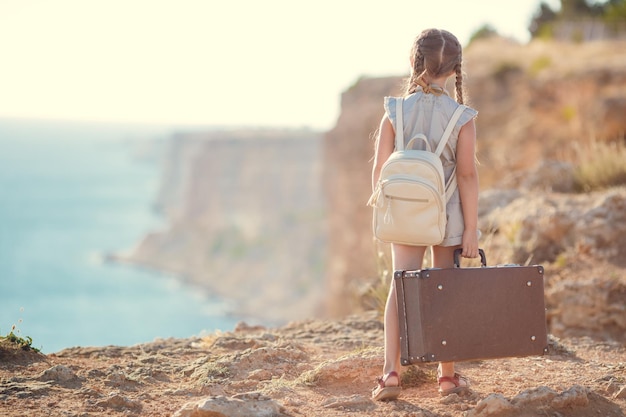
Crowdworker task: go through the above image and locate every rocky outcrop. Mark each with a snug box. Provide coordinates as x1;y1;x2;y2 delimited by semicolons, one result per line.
173;393;285;417
479;186;626;265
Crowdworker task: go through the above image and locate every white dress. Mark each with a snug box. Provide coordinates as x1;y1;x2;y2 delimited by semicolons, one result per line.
384;91;478;247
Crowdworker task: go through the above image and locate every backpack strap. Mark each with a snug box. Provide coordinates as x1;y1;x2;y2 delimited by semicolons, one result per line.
434;105;467;157
394;98;404;151
437;105;467;202
445;167;458;203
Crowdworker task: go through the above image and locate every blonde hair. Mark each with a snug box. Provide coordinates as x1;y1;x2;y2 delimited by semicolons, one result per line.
404;28;466;104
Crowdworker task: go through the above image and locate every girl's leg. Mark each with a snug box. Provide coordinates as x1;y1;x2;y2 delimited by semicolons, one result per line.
431;245;469;392
382;244;427;381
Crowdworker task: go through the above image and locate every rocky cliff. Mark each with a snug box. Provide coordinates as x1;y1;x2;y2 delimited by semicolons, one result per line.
117;129;327;324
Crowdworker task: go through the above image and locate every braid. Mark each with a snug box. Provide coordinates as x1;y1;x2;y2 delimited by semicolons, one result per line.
404;29;467;102
454;62;464;104
411;55;426;94
405;42;426;95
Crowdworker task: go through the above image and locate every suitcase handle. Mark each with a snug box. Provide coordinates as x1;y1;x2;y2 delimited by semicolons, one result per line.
453;248;487;268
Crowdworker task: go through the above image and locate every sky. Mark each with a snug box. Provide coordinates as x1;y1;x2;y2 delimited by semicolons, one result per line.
0;0;560;130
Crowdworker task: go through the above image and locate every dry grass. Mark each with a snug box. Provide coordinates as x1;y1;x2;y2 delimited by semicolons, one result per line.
571;138;626;192
362;241;393;318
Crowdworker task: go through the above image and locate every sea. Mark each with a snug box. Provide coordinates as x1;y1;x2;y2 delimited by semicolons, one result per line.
0;119;239;353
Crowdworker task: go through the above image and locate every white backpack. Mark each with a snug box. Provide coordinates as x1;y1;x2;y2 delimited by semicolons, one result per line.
368;98;466;246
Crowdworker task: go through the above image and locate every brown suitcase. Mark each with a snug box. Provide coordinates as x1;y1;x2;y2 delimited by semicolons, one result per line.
395;250;548;365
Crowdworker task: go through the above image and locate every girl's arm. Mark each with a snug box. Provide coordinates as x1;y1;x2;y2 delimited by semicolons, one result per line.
372;115;395;191
455;118;479;258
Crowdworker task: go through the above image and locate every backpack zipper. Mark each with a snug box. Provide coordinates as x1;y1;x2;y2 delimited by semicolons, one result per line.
381;176;444;212
387;195;429;203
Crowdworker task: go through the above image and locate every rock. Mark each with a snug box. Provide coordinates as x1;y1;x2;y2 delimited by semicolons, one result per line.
467;393;514;416
234;322;267;333
521;160;576;193
0;381;52;398
477;189;523;219
550;385;590;409
105;371;140;390
94;393;142;412
38;365;81;388
299;347;381;386
237;345;308;369
547;277;626;341
321;394;375;411
440;393;464;404
248;369;273;381
501;160;577;192
481;187;626;265
173;392;284;417
210;336;260;351
38;365;75;382
467;385;598;417
512;386;558;407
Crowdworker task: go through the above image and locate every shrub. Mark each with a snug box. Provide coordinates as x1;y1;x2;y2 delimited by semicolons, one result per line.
573;139;626;192
529;55;552;77
493;61;523;81
1;328;40;353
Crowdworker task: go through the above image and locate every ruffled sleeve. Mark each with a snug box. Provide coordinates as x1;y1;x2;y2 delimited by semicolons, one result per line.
452;105;478;138
383;96;399;128
459;105;478;125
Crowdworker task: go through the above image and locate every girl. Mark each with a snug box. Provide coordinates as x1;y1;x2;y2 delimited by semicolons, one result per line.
370;28;479;401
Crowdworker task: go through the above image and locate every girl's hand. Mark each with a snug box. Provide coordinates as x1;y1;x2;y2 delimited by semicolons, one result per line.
461;229;479;258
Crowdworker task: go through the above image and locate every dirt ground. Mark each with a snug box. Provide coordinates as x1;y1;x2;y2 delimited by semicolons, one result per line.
1;307;625;417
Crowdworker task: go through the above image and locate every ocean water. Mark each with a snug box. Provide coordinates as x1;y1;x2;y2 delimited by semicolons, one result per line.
0;119;238;353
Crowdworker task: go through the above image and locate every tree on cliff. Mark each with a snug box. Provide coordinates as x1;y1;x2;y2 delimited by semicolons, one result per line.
467;24;500;45
529;0;626;40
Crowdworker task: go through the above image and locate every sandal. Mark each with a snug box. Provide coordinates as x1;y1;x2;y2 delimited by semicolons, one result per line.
438;372;470;396
371;371;401;401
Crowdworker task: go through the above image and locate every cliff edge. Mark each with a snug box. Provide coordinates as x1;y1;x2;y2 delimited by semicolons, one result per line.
2;312;625;416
